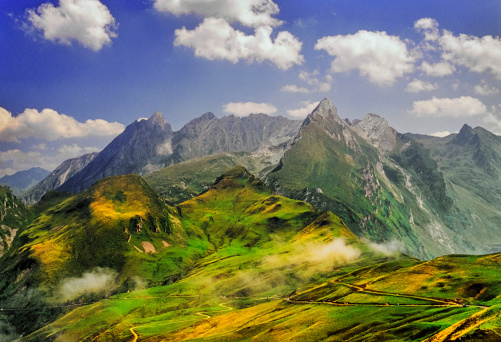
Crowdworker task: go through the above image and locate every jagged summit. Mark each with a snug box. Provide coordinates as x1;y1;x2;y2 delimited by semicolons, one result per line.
148;111;167;126
311;98;339;120
451;124;478;146
353;112;397;152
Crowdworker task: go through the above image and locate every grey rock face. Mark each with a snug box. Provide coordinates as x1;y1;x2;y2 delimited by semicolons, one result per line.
21;153;98;205
56;111;302;195
353;113;397;153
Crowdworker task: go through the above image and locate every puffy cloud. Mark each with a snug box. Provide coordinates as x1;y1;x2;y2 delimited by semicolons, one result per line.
282;84;309;93
299;71;333;92
421;61;455;77
286;101;319;118
439;30;501;78
57;144;99;159
430;131;453;138
174;18;303;70
153;0;282;28
474;80;499;96
414;18;439;41
26;0;117;51
0;107;124;143
315;30;414;86
223;102;277;116
409;96;487;117
405;79;438;93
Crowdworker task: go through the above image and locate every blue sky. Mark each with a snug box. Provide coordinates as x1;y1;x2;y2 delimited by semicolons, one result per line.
0;0;500;176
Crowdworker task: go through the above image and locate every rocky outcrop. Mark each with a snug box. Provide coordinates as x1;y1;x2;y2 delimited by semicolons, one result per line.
21;153;98;205
353;113;397;153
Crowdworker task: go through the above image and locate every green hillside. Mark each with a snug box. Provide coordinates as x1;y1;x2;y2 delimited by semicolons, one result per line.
1;167;497;341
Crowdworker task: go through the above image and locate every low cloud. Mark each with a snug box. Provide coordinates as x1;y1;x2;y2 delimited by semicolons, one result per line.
366;239;405;256
282;84;309;93
409;96;487;117
223;102;277;116
174;18;303;70
474;81;499;96
420;61;455;77
430;131;454;138
315;30;414;86
405;79;438;93
58;267;118;302
26;0;117;51
0;107;124;143
0;144;100;177
153;0;282;28
286;101;319;118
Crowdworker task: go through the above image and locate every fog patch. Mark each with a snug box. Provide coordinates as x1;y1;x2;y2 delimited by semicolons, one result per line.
367;239;405;256
58;267;118;302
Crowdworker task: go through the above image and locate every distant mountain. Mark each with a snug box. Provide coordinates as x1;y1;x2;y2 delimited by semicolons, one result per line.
21;152;98;205
58;111;301;194
0;167;50;195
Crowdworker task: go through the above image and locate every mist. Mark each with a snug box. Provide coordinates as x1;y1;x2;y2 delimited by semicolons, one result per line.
58;267;118;302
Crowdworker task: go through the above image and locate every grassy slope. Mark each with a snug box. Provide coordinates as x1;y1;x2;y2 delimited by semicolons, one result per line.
20;168;501;342
265;120;424;257
0;185;32;256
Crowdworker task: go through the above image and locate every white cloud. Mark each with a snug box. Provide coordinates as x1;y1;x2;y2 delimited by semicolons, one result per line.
430;131;453;138
298;71;332;92
223;102;277;116
409;96;487;117
174;18;303;70
286;101;319;118
0;107;124;143
474;80;500;96
315;30;414;86
282;84;309;93
57;144;100;159
26;0;117;51
405;79;438;93
153;0;282;28
439;30;501;78
414;18;439;41
421;61;455;77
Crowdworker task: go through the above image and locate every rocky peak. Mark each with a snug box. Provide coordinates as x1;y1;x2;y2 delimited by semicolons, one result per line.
451;124;479;146
148;111;167;127
201;112;216;121
353;113;397;153
311;98;339;121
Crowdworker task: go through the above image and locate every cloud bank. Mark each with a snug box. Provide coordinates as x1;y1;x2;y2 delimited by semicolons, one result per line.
26;0;117;51
223;102;277;116
410;96;487;117
0;107;124;143
58;267;118;302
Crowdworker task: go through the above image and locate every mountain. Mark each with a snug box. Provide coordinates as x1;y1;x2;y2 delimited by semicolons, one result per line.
0;186;31;257
21;152;98;205
264;98;487;259
410;124;501;253
8;168;501;342
58;111;301;194
0;167;50;195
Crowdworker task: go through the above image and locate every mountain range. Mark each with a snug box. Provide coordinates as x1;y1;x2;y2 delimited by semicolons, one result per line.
20;98;501;261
